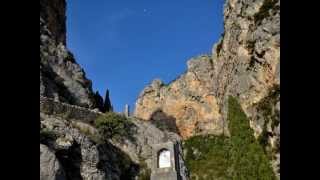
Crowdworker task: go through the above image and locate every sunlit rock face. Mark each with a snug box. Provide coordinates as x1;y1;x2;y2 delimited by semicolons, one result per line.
135;55;226;139
135;0;280;177
40;144;66;180
212;0;280;176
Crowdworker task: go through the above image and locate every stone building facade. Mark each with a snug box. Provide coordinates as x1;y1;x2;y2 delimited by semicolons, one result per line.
151;141;182;180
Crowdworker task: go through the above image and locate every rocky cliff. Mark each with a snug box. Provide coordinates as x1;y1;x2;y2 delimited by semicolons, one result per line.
135;56;225;138
135;0;280;177
40;0;279;178
40;1;188;179
40;0;102;109
40;97;188;180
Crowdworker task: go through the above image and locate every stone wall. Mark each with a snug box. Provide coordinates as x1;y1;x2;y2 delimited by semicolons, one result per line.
40;96;102;124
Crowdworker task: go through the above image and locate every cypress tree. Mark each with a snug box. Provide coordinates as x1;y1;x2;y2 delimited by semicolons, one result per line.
104;89;113;112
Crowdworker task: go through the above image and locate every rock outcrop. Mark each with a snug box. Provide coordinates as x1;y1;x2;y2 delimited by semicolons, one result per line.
40;0;66;45
135;0;280;177
40;0;279;178
40;98;189;180
135;56;225;138
40;144;66;180
111;117;189;180
40;1;188;179
40;0;100;109
40;112;134;180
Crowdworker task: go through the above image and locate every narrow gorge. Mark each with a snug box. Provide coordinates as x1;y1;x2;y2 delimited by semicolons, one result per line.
40;0;280;179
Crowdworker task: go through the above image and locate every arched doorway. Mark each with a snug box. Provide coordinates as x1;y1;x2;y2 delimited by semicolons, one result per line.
158;149;171;168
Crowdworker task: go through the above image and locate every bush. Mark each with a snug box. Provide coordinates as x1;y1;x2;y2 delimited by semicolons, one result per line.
95;112;134;142
228;96;275;179
183;96;276;180
184;135;231;180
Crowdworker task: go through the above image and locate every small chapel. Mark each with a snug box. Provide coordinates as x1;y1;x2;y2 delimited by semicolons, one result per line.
150;141;181;180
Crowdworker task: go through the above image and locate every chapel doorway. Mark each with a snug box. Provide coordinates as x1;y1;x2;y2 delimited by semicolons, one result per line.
158;149;171;168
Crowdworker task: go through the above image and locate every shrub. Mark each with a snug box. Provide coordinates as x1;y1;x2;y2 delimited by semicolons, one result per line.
95;112;134;142
184;135;231;180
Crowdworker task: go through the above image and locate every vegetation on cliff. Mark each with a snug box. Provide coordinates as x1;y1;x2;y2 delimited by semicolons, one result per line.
184;135;230;179
256;85;280;150
183;96;275;180
95;112;135;142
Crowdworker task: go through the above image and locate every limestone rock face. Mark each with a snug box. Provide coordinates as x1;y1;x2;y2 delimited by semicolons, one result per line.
40;104;188;179
40;0;99;109
136;0;279;141
111;117;189;180
40;144;66;180
135;56;225;139
135;0;280;177
212;0;280;177
40;0;189;179
212;0;280;116
40;112;130;180
40;0;66;45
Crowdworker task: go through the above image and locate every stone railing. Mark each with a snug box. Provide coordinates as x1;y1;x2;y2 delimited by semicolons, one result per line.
40;96;102;124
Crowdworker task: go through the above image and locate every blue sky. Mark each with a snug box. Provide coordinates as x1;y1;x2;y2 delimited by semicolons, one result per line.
66;0;224;113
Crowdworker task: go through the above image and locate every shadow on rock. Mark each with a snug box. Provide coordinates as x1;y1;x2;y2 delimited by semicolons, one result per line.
55;142;83;180
149;109;180;135
40;63;79;105
97;142;140;180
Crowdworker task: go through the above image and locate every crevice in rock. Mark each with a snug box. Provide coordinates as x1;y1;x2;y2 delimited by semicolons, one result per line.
55;142;83;180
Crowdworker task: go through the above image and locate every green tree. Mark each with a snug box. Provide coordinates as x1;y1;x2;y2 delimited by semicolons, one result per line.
228;96;275;180
183;96;276;179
